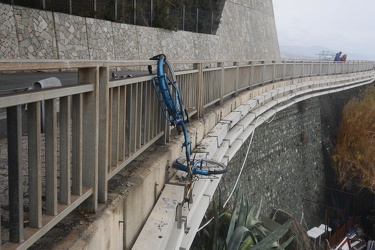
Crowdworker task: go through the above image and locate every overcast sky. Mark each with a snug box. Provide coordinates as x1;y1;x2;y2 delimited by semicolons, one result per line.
272;0;375;57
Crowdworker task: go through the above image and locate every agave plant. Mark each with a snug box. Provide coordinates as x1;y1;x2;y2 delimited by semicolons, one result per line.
197;188;295;250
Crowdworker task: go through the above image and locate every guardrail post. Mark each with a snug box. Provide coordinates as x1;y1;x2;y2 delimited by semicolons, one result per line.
318;61;322;76
7;105;24;243
234;62;239;96
347;62;350;73
272;61;276;81
196;9;199;33
182;5;185;30
158;111;168;144
250;61;254;87
133;0;137;24
310;61;313;76
68;0;72;14
335;62;337;74
45;98;58;216
79;67;99;212
98;66;109;203
261;61;265;84
282;61;286;79
301;61;304;77
194;63;204;118
28;102;43;229
292;61;295;78
218;62;224;105
72;93;83;196
60;96;72;205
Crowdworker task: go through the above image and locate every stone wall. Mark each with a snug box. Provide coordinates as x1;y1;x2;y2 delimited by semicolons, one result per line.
222;98;325;228
0;0;280;61
220;85;372;229
0;4;19;59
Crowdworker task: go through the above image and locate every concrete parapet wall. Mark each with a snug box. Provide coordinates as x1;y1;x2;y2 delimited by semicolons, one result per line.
0;0;280;61
70;197;124;249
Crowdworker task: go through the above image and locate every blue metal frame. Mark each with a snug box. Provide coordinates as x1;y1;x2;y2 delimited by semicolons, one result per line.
150;54;226;179
150;54;195;174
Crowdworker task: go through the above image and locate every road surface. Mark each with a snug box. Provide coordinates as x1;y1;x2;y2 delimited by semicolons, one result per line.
0;70;150;93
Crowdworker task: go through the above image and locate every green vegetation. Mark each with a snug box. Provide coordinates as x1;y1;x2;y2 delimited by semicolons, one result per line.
9;0;222;33
153;0;184;31
195;189;294;249
332;85;375;193
127;0;221;32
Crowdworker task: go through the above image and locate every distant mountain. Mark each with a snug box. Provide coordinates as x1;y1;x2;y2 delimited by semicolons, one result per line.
279;45;375;61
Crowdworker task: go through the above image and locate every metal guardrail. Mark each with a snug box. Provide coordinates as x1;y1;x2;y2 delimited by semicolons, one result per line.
0;59;373;249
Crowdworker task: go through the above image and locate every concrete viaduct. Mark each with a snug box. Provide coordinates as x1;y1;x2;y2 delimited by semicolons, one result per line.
0;59;373;250
1;1;375;249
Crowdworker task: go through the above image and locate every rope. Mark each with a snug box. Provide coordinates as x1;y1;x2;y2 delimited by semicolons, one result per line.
197;111;277;232
222;116;259;207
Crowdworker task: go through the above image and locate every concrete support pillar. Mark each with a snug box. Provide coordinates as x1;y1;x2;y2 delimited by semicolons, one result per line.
98;66;109;203
79;67;99;212
7;105;24;243
193;63;203;118
218;62;224;105
250;61;255;88
234;61;239;96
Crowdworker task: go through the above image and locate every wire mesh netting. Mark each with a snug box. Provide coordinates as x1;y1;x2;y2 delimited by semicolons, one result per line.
2;0;220;34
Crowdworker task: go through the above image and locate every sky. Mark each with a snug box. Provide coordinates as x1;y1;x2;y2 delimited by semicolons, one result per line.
272;0;375;58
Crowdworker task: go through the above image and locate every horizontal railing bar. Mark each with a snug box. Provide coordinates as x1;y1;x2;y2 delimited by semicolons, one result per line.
0;84;93;108
108;131;164;179
202;67;220;73
223;91;236;99
175;69;199;75
109;75;153;88
104;60;158;67
238;65;252;69
0;60;103;71
237;85;251;92
203;98;220;108
187;109;197;117
2;186;93;250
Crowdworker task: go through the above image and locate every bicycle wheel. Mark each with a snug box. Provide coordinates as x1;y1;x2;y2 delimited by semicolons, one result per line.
173;157;227;175
195;158;227;175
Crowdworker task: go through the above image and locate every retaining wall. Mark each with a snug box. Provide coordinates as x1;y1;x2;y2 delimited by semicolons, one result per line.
0;0;280;61
224;98;325;227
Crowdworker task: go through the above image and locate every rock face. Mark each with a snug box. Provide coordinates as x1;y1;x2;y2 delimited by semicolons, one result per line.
220;85;370;229
223;98;325;227
0;1;280;61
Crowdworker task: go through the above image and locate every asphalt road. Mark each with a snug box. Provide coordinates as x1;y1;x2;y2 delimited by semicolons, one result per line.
0;70;150;121
0;70;150;93
0;72;77;92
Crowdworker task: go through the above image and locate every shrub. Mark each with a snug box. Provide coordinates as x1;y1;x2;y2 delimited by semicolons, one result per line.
195;188;295;249
332;85;375;192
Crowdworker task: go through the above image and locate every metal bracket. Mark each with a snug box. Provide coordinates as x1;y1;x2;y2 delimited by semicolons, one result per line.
175;202;190;234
